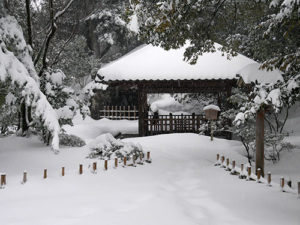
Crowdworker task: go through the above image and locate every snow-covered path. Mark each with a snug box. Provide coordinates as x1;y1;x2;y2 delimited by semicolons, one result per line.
0;134;299;225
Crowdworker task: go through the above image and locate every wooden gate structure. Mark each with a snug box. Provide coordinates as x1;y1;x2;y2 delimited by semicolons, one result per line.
97;43;254;136
103;79;235;136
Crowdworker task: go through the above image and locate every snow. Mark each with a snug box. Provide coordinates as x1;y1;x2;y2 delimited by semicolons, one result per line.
63;114;138;143
0;16;60;151
237;63;283;84
203;104;220;111
0;133;300;225
47;70;66;85
83;80;108;97
128;13;139;33
98;43;284;85
98;43;256;81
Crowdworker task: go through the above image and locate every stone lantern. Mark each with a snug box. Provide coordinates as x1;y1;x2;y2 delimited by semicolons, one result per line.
203;105;220;141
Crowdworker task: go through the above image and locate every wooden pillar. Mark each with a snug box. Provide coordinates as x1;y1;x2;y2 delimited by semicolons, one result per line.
138;89;147;136
256;108;265;177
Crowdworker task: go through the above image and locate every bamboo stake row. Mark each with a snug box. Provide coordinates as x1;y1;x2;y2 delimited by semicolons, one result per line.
215;153;300;198
0;152;151;189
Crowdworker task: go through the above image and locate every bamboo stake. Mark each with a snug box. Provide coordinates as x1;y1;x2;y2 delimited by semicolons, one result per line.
257;168;261;183
267;172;272;186
79;164;83;175
93;162;97;172
280;177;284;191
23;171;27;183
1;174;6;186
43;169;47;179
247;166;251;178
104;160;108;170
62;167;65;176
115;158;118;168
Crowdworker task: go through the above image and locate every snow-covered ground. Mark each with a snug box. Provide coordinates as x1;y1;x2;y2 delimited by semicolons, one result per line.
0;130;299;225
63;113;138;142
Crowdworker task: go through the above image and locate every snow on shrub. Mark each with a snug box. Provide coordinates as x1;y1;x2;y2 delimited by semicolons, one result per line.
88;133;144;160
59;133;86;147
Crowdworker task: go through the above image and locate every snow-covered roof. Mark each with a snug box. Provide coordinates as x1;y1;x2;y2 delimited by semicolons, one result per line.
237;63;283;84
98;43;283;84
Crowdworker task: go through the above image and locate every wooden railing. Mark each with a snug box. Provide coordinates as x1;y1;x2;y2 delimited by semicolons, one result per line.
145;113;205;135
99;106;138;120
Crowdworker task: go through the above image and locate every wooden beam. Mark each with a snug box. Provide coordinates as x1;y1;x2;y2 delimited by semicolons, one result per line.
138;89;147;136
256;108;265;177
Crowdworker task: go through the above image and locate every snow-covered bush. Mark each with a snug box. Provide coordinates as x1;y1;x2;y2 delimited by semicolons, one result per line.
88;133;144;160
40;69;77;126
59;133;86;147
264;132;294;163
0;15;60;151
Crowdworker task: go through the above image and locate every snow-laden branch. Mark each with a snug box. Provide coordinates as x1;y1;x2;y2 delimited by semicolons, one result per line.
0;16;60;151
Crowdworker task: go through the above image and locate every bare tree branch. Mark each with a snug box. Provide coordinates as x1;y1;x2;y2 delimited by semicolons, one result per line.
25;0;33;47
35;0;76;76
50;25;77;67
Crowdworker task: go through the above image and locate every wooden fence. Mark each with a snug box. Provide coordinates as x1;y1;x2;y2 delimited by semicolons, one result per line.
145;113;205;135
99;106;138;120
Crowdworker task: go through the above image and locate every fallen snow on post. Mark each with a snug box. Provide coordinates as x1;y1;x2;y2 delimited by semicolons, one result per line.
0;133;300;225
203;104;221;111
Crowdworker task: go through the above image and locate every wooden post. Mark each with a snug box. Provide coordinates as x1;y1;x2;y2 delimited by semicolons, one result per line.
43;169;47;179
1;174;6;186
216;154;220;161
62;167;65;176
138;90;147;136
221;156;224;163
247;166;251;178
123;157;127;166
256;108;265;177
147;152;150;160
241;163;244;173
257;168;261;182
287;180;292;188
93;162;97;172
232;160;236;170
23;171;27;183
115;158;118;168
104;160;108;170
170;113;173;132
79;164;83;175
267;172;271;186
280;177;284;191
298;182;300;197
226;158;229;167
